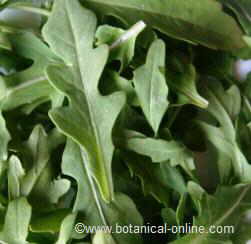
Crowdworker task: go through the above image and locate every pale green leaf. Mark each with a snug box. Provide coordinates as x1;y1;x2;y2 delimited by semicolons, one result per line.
133;39;168;135
92;231;116;244
55;212;78;244
0;197;31;244
176;194;187;227
20;125;50;196
119;130;195;176
187;181;205;215
0;111;10;161
7;155;24;199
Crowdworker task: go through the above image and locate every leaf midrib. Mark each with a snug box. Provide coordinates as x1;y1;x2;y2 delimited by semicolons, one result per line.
65;1;110;226
66;2;110;196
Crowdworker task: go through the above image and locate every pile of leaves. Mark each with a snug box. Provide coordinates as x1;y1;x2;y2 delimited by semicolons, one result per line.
0;0;251;243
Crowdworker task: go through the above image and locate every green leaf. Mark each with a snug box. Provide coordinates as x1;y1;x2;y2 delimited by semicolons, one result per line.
15;126;70;207
123;151;186;204
0;111;10;161
62;139;143;244
0;32;11;50
133;39;168;135
198;79;251;182
1;1;50;18
83;0;245;50
30;209;71;234
231;217;251;244
29;164;70;207
118;130;195;176
187;181;205;214
100;70;137;106
43;0;126;202
176;193;187;227
96;25;139;71
7;155;24;199
162;208;177;226
219;0;251;35
55;213;77;244
171;185;251;244
20;125;50;196
0;33;57;111
0;197;31;244
166;63;208;108
93;231;116;244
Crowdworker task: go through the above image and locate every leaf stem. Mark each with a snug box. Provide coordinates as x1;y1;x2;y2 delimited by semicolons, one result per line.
110;21;146;50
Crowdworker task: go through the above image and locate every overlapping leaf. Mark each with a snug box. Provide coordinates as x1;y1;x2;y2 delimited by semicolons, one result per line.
172;185;251;244
0;32;58;111
166;63;208;108
123;151;186;205
83;0;245;50
133;39;168;135
96;25;139;71
43;0;126;202
118;130;195;176
0;197;31;244
62;139;143;244
197;79;251;182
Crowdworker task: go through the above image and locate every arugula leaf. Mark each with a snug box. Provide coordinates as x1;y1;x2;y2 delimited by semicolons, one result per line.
96;25;139;71
55;213;78;244
0;32;11;50
0;32;57;111
7;155;24;199
0;111;10;161
123;151;186;204
133;39;169;135
20;125;50;196
118;130;195;177
30;209;71;234
219;0;251;35
0;0;250;243
166;63;208;108
93;231;116;244
0;197;31;244
29;164;70;207
172;185;251;244
100;70;137;105
62;139;143;243
83;0;245;50
198;79;251;182
43;0;125;202
231;217;251;244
